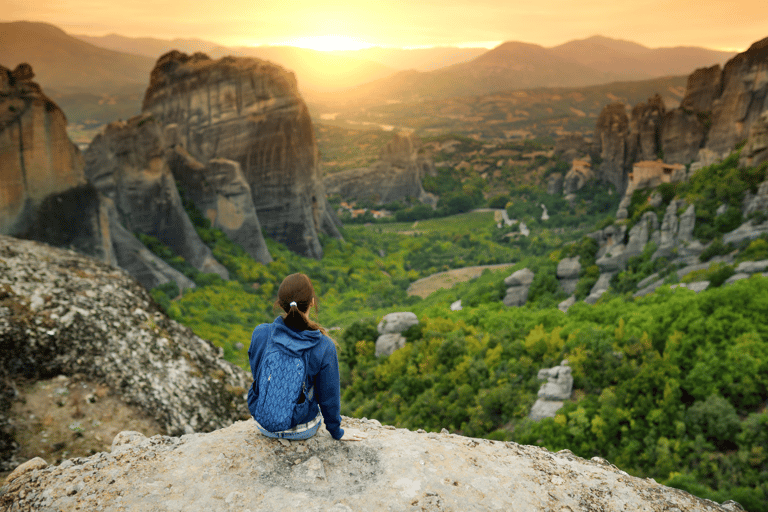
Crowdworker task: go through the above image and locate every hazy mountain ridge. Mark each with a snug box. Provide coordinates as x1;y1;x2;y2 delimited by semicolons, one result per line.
0;21;155;94
74;32;487;73
550;35;735;78
0;21;738;144
327;38;734;108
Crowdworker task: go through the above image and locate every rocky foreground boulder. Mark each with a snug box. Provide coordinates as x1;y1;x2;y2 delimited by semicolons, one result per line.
0;418;744;512
0;235;250;470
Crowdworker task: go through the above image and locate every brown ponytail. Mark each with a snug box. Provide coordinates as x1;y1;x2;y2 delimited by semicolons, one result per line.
274;273;328;335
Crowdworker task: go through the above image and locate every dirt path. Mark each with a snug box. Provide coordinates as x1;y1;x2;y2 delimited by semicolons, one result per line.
407;263;516;298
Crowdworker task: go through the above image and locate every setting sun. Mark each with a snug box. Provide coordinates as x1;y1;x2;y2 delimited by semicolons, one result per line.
275;35;374;52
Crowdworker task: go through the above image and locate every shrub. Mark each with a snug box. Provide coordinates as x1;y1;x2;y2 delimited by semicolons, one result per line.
594;216;615;231
685;395;740;450
438;193;478;216
488;194;510;209
707;263;735;288
394;204;434;222
737;237;768;262
699;237;734;262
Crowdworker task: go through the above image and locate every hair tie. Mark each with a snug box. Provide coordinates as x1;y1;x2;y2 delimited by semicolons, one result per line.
289;301;297;308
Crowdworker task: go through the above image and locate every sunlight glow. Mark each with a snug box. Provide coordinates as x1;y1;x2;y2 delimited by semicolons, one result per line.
272;35;374;52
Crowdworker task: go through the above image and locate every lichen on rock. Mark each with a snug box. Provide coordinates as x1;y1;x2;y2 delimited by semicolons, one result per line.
0;235;250;471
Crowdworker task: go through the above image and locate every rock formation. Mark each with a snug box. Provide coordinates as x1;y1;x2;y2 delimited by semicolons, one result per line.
742;178;768;218
557;295;576;313
739;110;768;168
594;102;630;192
705;37;768;156
0;418;744;512
0;64;84;232
0;63;203;292
0;235;250;471
529;360;574;420
103;201;196;292
0;63;102;255
562;160;594;195
596;211;661;272
141;51;341;259
593;36;768;185
84;114;229;280
584;272;614;305
503;268;534;307
323;132;437;205
679;65;723;112
553;133;591;163
546;172;564;195
375;312;419;357
628;94;666;162
167;144;272;264
660;109;708;164
556;256;581;295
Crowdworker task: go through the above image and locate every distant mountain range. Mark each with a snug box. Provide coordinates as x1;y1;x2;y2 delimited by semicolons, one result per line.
73;33;488;74
549;35;735;78
0;21;154;95
0;21;736;132
317;37;734;107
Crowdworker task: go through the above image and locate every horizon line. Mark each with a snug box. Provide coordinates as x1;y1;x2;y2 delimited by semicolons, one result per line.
0;19;747;54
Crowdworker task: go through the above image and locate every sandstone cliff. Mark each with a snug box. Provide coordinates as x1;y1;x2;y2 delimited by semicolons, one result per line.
84;114;229;280
0;64;89;242
323;132;437;205
594;36;768;190
705;37;768;155
594;102;630;191
0;64;200;292
142;51;341;259
167;143;272;264
1;418;744;512
739;110;768;168
0;235;250;471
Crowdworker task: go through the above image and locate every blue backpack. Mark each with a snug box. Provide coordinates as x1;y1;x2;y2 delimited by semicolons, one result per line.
254;340;312;432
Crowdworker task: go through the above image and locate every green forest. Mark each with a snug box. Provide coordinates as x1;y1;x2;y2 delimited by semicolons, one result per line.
145;147;768;512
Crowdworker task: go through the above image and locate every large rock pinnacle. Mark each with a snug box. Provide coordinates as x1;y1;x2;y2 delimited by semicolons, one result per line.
142;51;341;259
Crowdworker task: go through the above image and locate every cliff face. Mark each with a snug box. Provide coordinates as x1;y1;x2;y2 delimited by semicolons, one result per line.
704;37;768;154
0;64;198;292
1;418;743;512
84;114;229;280
323;132;436;204
740;110;768;167
0;64;88;239
142;51;340;259
594;103;630;191
167;144;272;264
595;36;768;189
0;235;250;471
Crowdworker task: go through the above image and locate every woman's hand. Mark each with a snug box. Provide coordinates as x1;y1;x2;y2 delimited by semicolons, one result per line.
340;428;367;441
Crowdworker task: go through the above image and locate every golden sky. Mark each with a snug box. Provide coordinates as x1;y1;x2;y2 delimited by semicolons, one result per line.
5;0;767;51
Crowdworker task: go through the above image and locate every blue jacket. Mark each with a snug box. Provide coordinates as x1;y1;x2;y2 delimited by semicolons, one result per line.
247;316;344;440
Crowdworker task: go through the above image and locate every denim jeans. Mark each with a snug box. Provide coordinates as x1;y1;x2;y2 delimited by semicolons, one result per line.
254;414;321;440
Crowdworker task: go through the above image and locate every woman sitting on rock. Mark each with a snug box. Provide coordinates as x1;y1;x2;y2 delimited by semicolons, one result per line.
247;272;363;441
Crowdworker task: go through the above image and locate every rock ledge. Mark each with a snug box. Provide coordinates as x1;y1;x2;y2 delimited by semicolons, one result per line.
1;419;742;511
